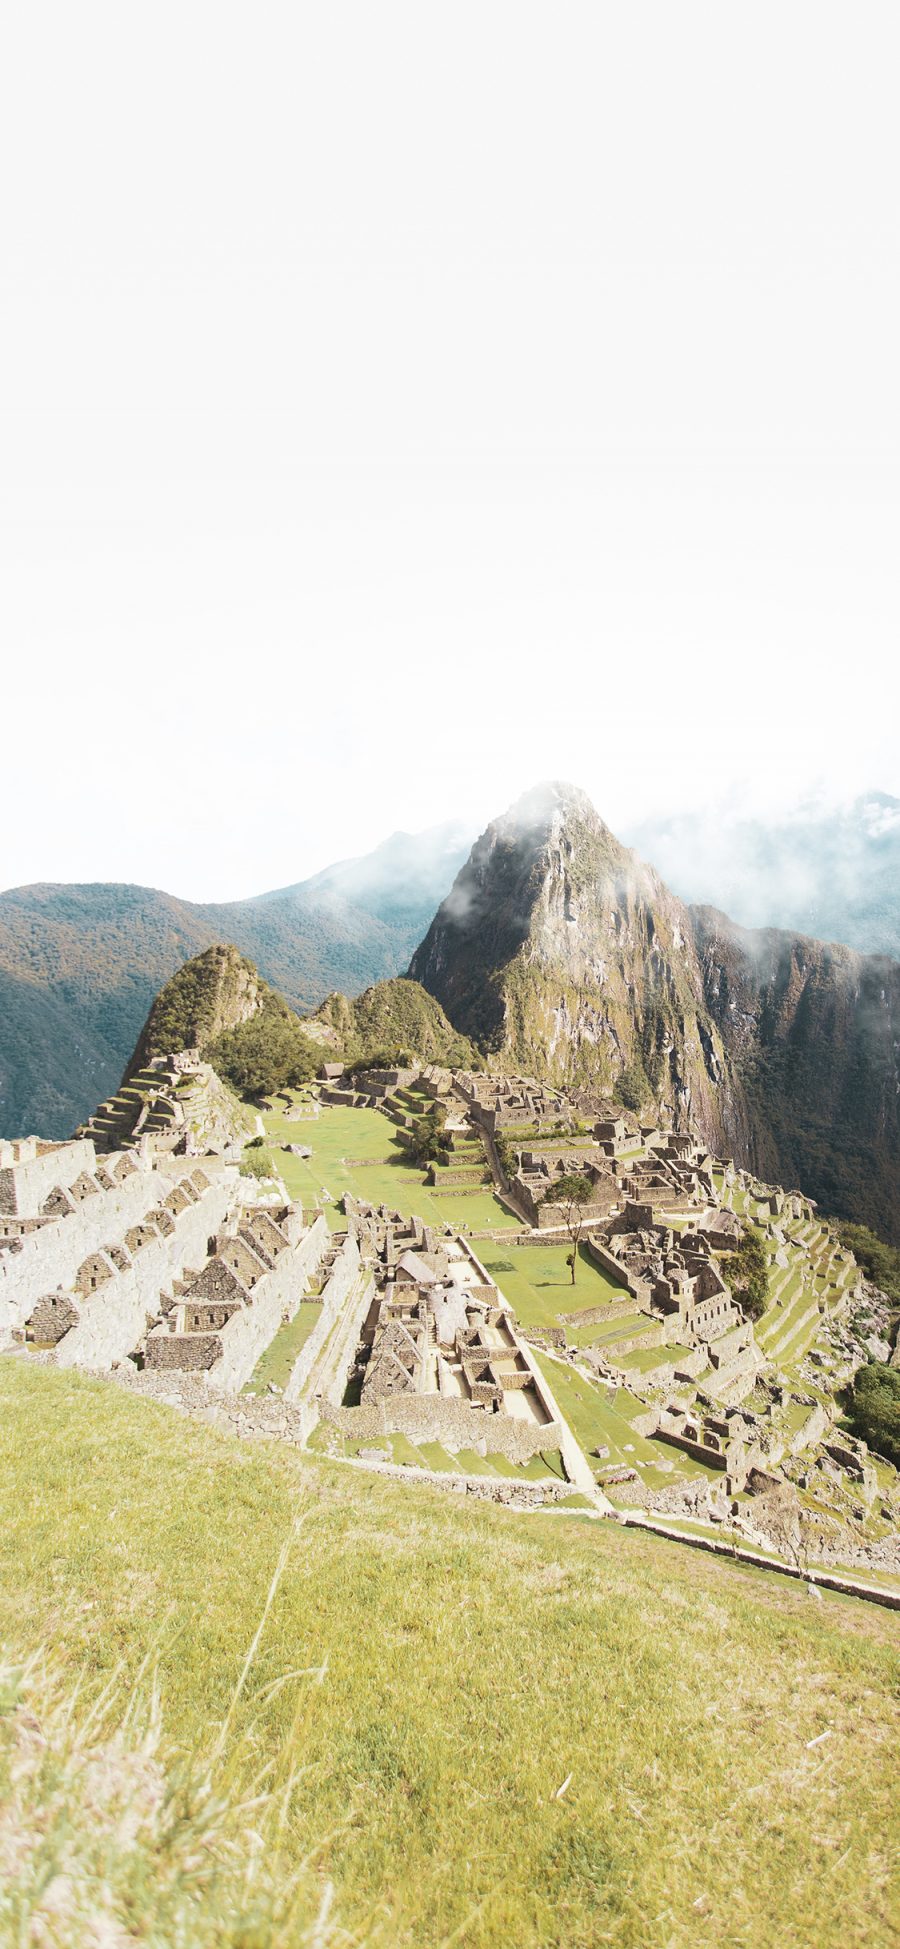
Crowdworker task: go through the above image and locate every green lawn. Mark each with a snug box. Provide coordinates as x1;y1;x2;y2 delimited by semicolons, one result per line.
617;1342;693;1374
1;1359;896;1949
261;1101;519;1232
308;1424;566;1481
478;1239;630;1328
535;1354;726;1494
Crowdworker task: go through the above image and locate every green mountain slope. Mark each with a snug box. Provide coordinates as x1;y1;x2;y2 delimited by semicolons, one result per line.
309;975;480;1068
409;783;752;1155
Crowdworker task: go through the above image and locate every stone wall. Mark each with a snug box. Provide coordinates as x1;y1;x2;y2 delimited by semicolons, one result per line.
320;1393;563;1463
584;1237;646;1301
55;1175;234;1370
654;1427;727;1469
284;1232;365;1404
0;1165;179;1342
787;1402;830;1456
0;1139;98;1218
558;1296;635;1327
210;1212;330;1392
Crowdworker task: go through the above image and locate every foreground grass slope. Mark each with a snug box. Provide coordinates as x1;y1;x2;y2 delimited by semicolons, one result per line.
1;1359;897;1949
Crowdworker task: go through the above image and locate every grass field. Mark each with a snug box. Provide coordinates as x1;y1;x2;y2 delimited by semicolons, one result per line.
308;1424;567;1481
261;1102;520;1232
477;1238;630;1327
1;1357;897;1949
533;1352;724;1493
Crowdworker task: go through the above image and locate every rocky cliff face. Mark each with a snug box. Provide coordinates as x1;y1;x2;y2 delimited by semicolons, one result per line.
409;784;753;1156
693;909;900;1241
410;784;900;1240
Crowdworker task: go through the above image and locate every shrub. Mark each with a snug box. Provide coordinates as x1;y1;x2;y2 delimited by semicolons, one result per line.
836;1223;900;1312
403;1106;450;1167
617;1057;650;1114
240;1146;276;1182
843;1361;900;1467
206;1002;320;1099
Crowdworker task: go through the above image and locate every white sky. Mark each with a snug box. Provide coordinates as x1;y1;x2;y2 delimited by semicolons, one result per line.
2;2;898;900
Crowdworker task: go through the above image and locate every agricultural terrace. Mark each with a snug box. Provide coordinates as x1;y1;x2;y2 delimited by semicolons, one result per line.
713;1169;861;1377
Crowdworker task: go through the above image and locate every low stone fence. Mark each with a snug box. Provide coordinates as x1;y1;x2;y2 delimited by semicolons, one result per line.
519;1325;566;1349
558;1296;636;1327
591;1322;665;1358
654;1427;727;1470
326;1452;579;1508
583;1237;646;1301
620;1512;900;1612
319;1394;563;1464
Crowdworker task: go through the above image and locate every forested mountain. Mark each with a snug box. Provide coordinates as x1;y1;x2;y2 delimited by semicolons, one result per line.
0;825;471;1138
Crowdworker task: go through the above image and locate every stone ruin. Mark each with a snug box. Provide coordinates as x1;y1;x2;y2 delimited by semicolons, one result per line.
0;1127;333;1395
343;1198;554;1427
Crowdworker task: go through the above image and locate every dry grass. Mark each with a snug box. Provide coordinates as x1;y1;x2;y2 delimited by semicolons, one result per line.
0;1642;343;1947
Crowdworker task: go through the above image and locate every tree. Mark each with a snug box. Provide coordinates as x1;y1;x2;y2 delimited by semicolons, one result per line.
836;1223;900;1311
405;1104;449;1168
543;1172;594;1285
205;1005;320;1098
728;1226;769;1321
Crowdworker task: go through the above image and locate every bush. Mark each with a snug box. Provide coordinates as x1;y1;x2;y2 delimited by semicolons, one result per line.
843;1361;900;1467
240;1146;276;1181
728;1226;769;1320
494;1134;516;1182
402;1106;450;1168
345;1045;418;1076
617;1057;650;1114
206;1002;320;1099
836;1223;900;1311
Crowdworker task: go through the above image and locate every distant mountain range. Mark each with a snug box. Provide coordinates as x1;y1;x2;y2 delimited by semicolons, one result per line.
0;823;472;1138
3;789;900;1237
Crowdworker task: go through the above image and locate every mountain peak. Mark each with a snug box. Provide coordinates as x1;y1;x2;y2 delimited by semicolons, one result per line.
501;780;602;835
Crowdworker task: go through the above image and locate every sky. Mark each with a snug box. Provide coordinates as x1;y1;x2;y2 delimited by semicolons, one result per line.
2;2;898;900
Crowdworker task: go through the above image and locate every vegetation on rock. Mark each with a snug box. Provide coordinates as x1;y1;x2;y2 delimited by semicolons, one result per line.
401;1103;451;1167
836;1223;900;1314
207;1003;320;1098
238;1144;278;1181
310;977;480;1071
727;1226;770;1321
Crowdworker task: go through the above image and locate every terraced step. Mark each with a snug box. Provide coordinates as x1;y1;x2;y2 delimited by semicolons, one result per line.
765;1301;821;1364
